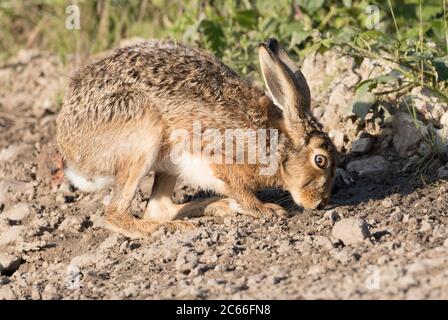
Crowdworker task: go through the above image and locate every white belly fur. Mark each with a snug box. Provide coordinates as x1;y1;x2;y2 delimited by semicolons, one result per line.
174;155;226;194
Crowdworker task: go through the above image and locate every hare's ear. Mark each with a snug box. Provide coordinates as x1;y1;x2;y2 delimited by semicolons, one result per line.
275;41;311;113
258;38;310;119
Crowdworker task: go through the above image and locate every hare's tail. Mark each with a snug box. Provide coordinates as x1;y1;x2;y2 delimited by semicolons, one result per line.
64;166;114;192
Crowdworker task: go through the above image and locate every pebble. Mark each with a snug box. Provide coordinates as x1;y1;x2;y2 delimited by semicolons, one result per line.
377;255;390;265
123;285;139;298
390;208;403;222
0;253;22;275
407;217;418;229
0;226;25;246
313;236;333;251
332;218;370;245
0;276;10;285
403;213;410;223
420;220;432;232
381;198;394;208
324;209;340;225
58;215;86;233
346;155;390;176
99;234;120;251
0;285;15;299
175;250;199;274
308;265;326;276
443;238;448;247
329;130;345;149
42;284;62;300
351;137;373;153
332;249;352;264
437;166;448;179
4;203;31;223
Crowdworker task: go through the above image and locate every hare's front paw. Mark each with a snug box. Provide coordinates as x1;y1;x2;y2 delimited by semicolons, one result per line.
160;220;196;233
249;203;287;219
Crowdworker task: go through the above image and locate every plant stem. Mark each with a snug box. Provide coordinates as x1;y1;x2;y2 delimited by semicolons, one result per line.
419;3;424;86
444;0;448;54
387;0;400;42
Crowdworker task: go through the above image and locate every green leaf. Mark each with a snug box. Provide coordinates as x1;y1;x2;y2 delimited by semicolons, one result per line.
336;26;357;43
234;10;258;29
296;0;324;14
352;92;377;120
358;29;382;41
289;30;312;49
433;56;448;82
356;29;393;47
199;20;225;57
375;75;398;84
429;20;445;48
355;79;378;94
355;75;397;94
420;5;443;20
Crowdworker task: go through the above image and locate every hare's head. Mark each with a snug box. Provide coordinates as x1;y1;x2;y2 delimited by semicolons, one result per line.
259;38;336;209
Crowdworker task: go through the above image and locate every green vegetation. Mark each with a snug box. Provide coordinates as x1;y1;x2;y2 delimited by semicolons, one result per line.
1;0;447;111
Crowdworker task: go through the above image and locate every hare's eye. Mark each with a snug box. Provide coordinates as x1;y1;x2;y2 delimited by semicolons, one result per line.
314;154;328;169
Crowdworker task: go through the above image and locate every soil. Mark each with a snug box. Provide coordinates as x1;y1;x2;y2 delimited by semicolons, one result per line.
0;48;447;300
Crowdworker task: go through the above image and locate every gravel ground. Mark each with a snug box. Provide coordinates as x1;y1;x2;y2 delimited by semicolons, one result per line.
1;47;448;300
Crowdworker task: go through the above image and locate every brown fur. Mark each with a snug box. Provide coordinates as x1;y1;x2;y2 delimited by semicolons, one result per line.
56;39;336;238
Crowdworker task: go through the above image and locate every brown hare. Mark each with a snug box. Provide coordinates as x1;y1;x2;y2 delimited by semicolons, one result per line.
56;38;336;237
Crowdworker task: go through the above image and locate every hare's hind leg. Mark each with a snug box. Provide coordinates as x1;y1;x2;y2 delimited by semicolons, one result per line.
144;172;220;221
143;172;179;221
105;161;194;238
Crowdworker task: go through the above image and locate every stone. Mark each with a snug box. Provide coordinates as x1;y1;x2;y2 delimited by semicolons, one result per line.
351;137;373;154
437;166;448;179
324;209;340;225
123;285;139;298
175;250;199;274
0;180;35;203
329;130;345;149
402;155;420;172
4;203;31;223
443;238;448;247
346;155;390;176
381;198;394;208
0;285;15;300
420;220;432;233
390;208;403;222
341;71;361;88
313;236;333;251
332;218;370;245
432;103;445;121
0;144;28;162
329;83;353;115
70;253;97;268
58;215;86;233
332;249;352;264
392;112;424;156
99;234;120;251
0;253;22;275
404;86;445;122
0;226;25;246
441;112;448;127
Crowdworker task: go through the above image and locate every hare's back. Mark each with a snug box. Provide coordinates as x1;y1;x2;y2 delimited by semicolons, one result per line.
61;40;260;131
74;40;249;103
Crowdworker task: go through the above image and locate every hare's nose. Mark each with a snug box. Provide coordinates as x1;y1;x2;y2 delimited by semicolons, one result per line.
317;198;329;210
317;202;326;210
